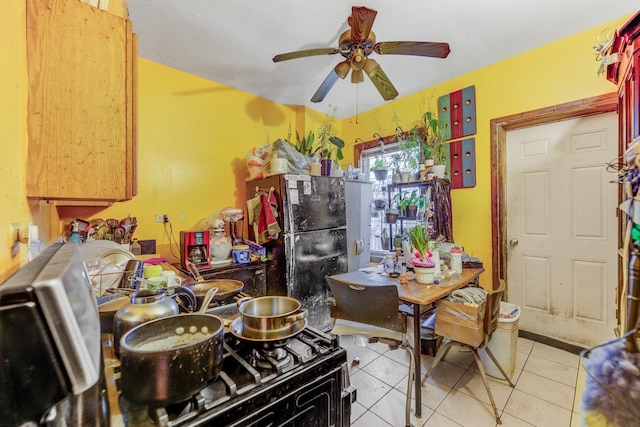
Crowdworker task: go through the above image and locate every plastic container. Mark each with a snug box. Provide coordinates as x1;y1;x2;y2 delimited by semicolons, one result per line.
479;301;520;379
232;245;250;264
450;248;462;274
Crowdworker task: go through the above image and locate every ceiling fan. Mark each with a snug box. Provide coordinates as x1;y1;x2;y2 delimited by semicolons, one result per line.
272;6;451;103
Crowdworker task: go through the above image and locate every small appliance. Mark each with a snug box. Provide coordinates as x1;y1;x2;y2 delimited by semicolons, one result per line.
180;230;211;269
221;207;245;245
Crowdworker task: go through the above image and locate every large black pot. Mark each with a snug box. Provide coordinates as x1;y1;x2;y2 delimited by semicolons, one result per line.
119;313;224;405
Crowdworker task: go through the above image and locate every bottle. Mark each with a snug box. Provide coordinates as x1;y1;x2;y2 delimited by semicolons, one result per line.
399;257;408;285
450;248;463;274
384;254;395;275
438;265;460;287
67;220;82;244
130;238;141;255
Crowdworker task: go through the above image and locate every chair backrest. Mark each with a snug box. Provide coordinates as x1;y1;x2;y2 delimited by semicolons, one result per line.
483;279;506;340
326;276;406;333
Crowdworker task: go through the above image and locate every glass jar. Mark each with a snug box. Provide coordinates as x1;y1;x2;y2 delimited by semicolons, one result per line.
210;229;232;260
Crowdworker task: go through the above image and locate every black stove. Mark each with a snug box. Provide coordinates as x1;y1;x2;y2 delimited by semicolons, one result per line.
102;300;355;427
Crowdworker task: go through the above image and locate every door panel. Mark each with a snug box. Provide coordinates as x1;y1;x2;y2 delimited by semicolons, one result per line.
507;112;618;347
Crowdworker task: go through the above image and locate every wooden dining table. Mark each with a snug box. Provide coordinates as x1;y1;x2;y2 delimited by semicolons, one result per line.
329;267;485;418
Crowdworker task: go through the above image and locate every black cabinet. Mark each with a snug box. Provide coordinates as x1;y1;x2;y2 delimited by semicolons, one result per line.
184;261;268;298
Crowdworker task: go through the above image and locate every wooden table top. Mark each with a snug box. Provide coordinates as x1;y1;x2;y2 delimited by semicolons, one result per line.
329;267;485;306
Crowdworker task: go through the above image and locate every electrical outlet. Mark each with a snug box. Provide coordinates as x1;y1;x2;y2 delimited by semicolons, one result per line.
155;214;164;223
163;214;170;223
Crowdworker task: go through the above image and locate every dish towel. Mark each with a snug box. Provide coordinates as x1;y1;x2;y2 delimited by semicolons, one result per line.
248;191;281;245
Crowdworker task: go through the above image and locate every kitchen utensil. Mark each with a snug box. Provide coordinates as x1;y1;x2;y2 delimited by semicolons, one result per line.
112;287;197;355
119;288;223;405
236;296;307;339
184;260;244;308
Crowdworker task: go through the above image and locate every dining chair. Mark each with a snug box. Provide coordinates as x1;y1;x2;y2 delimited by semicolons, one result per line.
326;276;415;427
421;279;514;425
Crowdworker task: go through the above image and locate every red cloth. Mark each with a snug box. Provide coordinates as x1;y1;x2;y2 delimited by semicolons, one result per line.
256;192;280;244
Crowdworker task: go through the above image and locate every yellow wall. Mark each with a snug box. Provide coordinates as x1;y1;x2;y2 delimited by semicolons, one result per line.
0;0;29;280
60;59;298;263
340;16;631;282
0;2;632;281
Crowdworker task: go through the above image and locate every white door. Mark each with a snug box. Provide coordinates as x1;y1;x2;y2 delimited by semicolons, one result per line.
506;112;618;347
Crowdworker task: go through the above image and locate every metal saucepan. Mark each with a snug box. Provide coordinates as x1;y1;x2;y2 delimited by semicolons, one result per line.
119;288;223;405
184;260;244;309
230;316;307;348
236;296;308;340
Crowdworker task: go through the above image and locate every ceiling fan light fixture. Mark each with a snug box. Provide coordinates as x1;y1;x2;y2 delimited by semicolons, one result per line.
363;57;380;77
335;61;351;79
351;69;364;83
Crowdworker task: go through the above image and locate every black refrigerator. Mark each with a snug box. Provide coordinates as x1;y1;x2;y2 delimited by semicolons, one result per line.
246;174;348;331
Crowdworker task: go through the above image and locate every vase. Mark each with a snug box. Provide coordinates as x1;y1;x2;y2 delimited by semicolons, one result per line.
309;162;321;176
406;205;418;218
320;158;333;176
392;172;402;183
401;171;412;183
373;169;388;181
413;266;435;284
385;212;398;224
432;164;446;179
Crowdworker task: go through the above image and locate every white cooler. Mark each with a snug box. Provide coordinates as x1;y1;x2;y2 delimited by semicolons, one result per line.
479;301;520;379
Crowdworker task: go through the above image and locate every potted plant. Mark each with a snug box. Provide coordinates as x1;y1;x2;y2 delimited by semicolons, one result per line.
385;207;399;224
314;106;345;176
399;129;421;182
403;190;425;218
370;139;388;181
406;224;435;284
390;153;403;183
421;110;447;178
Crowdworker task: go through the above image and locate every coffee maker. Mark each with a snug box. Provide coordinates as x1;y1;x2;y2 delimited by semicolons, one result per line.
180;230;211;269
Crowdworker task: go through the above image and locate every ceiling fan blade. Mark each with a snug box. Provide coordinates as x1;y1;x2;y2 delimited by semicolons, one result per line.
273;48;341;63
374;41;451;58
349;6;377;42
311;61;350;102
363;58;398;101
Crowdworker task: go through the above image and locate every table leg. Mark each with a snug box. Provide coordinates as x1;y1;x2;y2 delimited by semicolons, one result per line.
413;302;422;417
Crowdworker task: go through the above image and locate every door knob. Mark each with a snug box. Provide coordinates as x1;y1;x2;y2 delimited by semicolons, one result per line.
509;238;519;247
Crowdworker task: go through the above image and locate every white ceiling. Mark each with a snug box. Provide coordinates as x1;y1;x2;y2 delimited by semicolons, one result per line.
126;0;638;119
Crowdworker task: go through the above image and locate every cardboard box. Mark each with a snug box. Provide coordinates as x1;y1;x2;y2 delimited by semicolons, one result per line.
435;299;486;347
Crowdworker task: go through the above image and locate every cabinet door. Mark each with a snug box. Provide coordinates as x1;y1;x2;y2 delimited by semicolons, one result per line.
202;265;267;298
26;0;136;202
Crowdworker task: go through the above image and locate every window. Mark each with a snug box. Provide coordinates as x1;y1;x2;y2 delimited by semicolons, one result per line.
360;143;421;254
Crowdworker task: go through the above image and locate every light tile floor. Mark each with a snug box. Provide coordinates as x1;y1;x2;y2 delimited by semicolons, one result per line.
341;335;586;427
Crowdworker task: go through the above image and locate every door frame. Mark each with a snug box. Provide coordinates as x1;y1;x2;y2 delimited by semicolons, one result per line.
490;93;619;300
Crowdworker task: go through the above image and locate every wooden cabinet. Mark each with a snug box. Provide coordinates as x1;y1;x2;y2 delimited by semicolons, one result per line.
26;0;137;203
607;11;640;333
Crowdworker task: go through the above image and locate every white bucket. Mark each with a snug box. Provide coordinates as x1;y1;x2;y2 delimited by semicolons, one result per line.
478;301;520;379
413;266;435;284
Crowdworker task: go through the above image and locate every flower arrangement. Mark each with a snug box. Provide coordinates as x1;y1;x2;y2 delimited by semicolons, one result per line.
406;224;434;268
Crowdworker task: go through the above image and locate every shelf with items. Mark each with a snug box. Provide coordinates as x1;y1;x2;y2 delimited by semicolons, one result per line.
384;181;432;252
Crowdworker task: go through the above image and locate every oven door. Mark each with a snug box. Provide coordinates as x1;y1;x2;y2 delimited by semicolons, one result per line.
201;354;354;427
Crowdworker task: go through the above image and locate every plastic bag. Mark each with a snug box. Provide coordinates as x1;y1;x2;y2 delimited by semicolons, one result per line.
271;139;312;174
245;144;271;181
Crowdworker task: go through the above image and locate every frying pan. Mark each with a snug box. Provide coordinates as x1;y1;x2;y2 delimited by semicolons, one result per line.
184;261;244;309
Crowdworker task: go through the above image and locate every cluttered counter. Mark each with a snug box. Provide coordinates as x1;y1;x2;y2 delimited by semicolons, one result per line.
328;266;485;418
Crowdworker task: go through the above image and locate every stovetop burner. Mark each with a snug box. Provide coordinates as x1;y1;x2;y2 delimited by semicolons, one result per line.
102;314;351;427
249;347;293;371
